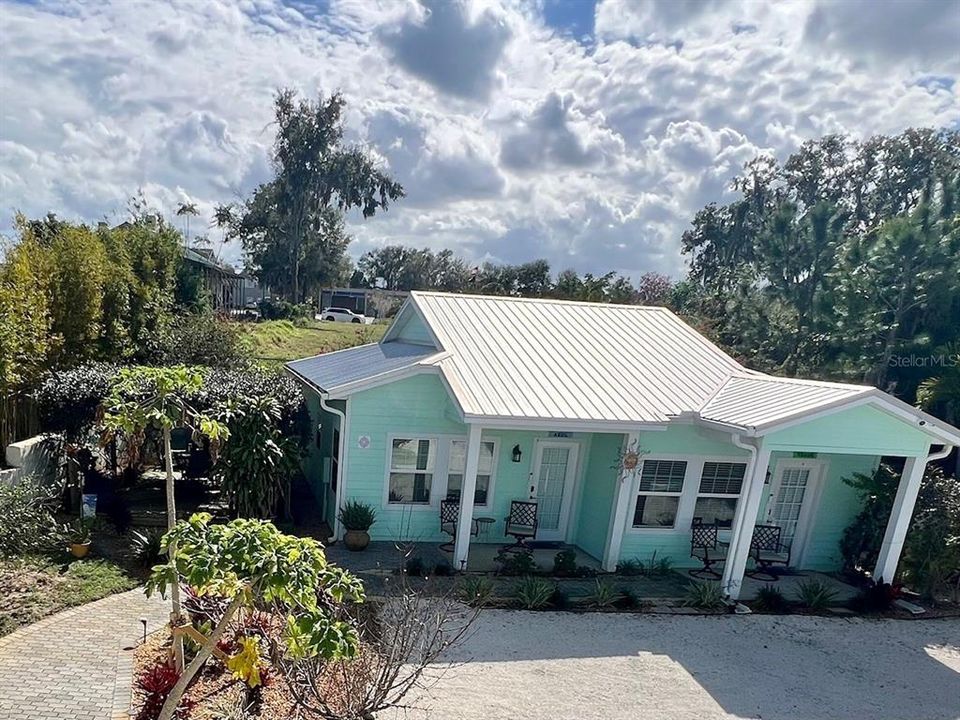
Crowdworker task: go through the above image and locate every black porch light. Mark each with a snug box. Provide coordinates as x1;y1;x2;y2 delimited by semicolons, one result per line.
512;444;522;463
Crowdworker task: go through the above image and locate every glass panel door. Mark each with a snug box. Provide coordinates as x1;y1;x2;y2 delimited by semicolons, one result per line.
768;466;811;549
532;441;579;541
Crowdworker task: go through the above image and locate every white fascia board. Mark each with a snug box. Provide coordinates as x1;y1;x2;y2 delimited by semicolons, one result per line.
381;292;446;350
460;414;670;433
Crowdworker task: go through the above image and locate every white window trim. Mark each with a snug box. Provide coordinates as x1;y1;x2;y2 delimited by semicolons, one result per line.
630;457;689;530
444;437;499;510
693;460;750;524
383;433;445;510
625;454;751;534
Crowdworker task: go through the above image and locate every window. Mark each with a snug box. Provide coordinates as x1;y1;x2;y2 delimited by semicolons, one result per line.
633;460;687;528
694;461;747;527
388;438;436;504
446;440;496;506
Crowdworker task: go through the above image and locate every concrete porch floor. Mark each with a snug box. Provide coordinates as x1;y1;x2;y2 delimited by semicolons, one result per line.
324;540;601;574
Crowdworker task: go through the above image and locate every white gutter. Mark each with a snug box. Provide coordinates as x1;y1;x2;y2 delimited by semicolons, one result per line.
319;393;347;540
927;444;956;463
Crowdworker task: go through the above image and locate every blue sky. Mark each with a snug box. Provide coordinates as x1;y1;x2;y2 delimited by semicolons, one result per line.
1;0;958;278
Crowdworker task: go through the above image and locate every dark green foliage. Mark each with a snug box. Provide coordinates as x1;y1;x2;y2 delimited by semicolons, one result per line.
840;463;901;574
457;575;494;607
432;560;453;576
161;313;247;368
258;298;312;321
552;549;577;576
100;492;132;534
590;579;620;608
794;578;839;610
615;558;644;576
214;394;302;519
841;463;960;601
34;362;118;441
403;557;425;577
645;552;674;577
683;581;726;610
619;588;640;609
513;576;555;610
130;528;164;567
235;90;404;303
495;549;538;576
0;476;63;557
548;585;569;609
850;580;899;614
755;584;789;612
337;500;376;532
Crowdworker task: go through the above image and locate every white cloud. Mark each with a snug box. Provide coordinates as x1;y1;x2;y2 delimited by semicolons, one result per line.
0;0;957;280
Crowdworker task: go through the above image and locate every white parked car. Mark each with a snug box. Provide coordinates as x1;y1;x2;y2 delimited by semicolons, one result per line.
318;307;372;324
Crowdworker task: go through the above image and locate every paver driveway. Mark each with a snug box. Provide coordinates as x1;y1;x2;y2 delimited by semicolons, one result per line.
0;588;167;720
390;610;960;720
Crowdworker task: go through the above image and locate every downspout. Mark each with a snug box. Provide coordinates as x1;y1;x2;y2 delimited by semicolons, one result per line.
926;444;955;464
319;393;347;540
728;433;758;541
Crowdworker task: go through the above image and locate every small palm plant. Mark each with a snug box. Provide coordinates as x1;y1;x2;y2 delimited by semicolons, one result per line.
683;580;726;610
590;579;621;609
795;578;839;611
513;576;555;610
457;576;495;607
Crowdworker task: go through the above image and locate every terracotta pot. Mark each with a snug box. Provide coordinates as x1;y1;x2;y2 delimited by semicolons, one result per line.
343;529;370;552
69;541;91;559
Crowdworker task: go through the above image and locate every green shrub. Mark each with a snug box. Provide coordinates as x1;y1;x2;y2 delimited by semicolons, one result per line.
646;552;674;577
0;477;63;557
683;581;726;610
338;500;376;532
548;585;569;609
162;312;248;368
794;578;839;610
754;584;789;612
552;549;578;576
619;588;641;609
513;576;555;610
615;558;644;576
495;549;538;576
590;579;620;608
457;576;495;607
404;557;425;577
850;580;899;614
432;560;453;576
215;394;302;518
130;528;165;567
259;298;311;321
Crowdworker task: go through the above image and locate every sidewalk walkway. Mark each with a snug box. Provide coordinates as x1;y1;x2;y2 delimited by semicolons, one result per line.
0;588;167;720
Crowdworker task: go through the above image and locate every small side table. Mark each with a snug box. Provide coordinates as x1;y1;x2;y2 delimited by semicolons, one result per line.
475;517;496;537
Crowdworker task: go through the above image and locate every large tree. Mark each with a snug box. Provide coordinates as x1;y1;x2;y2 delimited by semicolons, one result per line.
235;90;404;303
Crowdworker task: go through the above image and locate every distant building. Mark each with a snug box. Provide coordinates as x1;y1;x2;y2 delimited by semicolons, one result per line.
319;287;409;318
182;247;246;311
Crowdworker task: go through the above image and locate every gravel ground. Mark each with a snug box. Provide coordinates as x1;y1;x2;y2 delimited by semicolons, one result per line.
389;611;960;720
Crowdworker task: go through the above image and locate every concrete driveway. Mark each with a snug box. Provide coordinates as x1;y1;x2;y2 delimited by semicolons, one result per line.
392;611;960;720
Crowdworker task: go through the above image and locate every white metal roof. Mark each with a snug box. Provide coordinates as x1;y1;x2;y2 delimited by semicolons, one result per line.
411;292;744;425
285;291;960;444
286;342;442;395
698;374;872;429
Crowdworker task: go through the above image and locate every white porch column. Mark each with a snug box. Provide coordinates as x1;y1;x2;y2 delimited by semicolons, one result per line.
721;443;771;600
872;453;928;583
453;424;483;571
602;432;640;572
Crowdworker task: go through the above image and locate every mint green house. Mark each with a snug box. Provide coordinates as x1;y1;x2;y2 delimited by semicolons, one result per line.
286;292;960;599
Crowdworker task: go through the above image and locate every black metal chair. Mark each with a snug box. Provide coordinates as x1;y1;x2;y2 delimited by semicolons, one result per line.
747;524;791;581
503;500;538;553
689;521;726;579
439;499;477;552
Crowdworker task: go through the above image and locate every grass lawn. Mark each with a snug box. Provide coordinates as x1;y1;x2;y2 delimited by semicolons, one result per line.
0;554;138;637
237;319;387;363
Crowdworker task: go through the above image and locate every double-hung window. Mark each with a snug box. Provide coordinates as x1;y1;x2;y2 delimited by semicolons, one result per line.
633;460;687;528
694;461;746;527
388;438;436;504
446;440;496;506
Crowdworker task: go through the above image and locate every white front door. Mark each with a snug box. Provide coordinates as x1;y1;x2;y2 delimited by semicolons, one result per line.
531;441;580;541
766;459;824;563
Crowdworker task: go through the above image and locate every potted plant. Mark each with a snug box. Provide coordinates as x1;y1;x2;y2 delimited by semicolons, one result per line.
338;500;376;551
66;518;93;558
